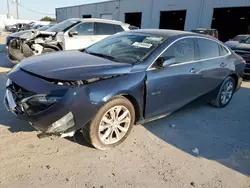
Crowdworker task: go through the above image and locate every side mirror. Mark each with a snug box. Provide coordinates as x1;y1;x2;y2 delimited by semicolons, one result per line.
68;31;78;37
155;56;176;68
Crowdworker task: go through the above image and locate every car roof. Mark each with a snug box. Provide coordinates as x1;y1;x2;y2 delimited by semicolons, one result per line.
193;28;217;31
79;18;128;26
125;29;195;37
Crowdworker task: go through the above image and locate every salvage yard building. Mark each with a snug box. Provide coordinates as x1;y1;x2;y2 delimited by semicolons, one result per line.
56;0;250;41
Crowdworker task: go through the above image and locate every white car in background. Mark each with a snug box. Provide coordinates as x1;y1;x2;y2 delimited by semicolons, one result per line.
7;18;132;63
55;18;131;50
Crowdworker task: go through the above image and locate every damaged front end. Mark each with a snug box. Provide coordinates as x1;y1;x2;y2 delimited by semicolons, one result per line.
4;78;77;138
8;30;61;63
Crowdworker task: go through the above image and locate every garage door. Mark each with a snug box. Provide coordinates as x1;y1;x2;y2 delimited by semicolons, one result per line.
159;10;187;30
125;12;142;28
212;7;250;42
101;14;113;20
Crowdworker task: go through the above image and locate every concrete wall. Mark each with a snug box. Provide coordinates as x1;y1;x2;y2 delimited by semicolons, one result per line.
56;0;250;30
56;0;119;22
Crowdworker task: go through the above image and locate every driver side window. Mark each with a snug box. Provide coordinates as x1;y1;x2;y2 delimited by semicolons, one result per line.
162;38;196;64
71;22;94;35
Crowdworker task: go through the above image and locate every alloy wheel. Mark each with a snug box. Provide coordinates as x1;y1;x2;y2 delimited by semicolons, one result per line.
98;105;131;145
220;80;234;105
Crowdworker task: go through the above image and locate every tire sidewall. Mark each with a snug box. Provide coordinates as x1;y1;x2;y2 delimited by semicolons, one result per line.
217;77;235;107
88;97;135;150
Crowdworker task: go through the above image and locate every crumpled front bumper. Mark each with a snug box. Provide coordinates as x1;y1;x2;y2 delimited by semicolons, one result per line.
4;69;99;136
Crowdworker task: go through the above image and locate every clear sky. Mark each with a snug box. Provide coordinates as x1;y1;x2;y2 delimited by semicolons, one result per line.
0;0;109;20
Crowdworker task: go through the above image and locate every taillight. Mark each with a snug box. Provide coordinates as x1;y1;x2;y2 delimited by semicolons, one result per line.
242;59;246;65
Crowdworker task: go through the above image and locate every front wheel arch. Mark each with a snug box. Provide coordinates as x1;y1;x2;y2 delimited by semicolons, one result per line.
100;92;141;123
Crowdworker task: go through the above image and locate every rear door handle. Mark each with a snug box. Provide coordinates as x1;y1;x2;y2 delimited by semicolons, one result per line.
190;68;200;74
220;62;227;67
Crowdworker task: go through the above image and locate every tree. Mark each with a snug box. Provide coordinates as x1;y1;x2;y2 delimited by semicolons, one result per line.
40;16;55;22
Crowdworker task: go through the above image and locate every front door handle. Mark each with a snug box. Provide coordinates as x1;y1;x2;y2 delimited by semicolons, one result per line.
190;68;200;74
220;62;227;67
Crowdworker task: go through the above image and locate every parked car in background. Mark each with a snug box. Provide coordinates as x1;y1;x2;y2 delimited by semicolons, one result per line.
5;23;28;33
191;28;219;39
225;35;250;49
231;37;250;75
4;29;245;150
7;18;131;63
20;23;47;31
5;23;56;47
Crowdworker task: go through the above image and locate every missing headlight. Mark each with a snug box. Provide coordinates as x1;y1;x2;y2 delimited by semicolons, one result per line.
21;94;62;115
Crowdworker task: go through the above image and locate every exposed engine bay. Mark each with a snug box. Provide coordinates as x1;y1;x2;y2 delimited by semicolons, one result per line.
8;30;62;63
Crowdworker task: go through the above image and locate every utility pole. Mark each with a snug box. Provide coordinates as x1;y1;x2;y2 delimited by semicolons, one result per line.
11;0;19;19
7;0;10;18
16;0;19;20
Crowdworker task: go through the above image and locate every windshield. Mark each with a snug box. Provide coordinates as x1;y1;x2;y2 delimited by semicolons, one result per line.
46;19;79;32
31;24;42;29
243;37;250;44
232;35;249;42
86;34;165;63
38;24;55;31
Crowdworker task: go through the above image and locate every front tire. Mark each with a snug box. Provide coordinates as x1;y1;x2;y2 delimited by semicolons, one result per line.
210;76;235;108
82;96;135;150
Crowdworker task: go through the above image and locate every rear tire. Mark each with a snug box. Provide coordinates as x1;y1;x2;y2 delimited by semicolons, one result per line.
210;76;235;108
82;96;135;150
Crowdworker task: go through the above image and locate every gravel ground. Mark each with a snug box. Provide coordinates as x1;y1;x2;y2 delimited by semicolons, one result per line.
0;44;249;188
0;32;7;47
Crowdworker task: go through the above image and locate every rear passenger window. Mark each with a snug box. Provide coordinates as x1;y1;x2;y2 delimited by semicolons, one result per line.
163;38;196;63
95;23;116;35
219;45;229;56
197;38;220;59
114;25;124;32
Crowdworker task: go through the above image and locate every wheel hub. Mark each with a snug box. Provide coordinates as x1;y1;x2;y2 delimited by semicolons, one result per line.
98;106;131;145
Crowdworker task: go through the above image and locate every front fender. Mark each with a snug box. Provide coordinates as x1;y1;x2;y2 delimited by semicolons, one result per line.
87;72;146;121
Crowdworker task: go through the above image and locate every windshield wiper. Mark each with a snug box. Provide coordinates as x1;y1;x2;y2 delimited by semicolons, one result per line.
88;52;119;62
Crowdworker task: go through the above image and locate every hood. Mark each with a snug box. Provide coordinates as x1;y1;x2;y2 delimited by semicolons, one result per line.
11;30;56;40
232;43;250;51
21;30;56;40
224;41;239;49
9;30;30;38
19;51;133;81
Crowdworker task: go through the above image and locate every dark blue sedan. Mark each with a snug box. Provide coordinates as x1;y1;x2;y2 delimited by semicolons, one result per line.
4;29;245;150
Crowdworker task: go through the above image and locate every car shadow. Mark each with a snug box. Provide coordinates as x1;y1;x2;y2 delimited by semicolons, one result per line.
65;130;95;148
143;86;250;176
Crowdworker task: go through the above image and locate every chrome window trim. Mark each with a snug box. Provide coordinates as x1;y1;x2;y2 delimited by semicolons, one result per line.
147;36;232;71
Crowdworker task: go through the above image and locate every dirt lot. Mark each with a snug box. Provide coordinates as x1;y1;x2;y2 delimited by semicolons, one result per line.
0;32;7;46
0;37;249;187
